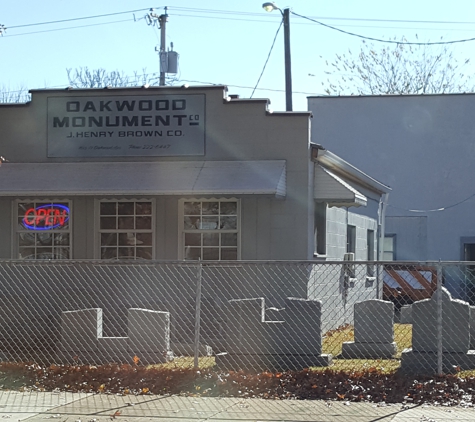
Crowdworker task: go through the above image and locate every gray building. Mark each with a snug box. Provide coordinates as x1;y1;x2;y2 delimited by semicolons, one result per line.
0;85;389;265
309;94;475;298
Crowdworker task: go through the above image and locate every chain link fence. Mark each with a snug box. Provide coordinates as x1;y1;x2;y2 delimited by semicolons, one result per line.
0;260;474;376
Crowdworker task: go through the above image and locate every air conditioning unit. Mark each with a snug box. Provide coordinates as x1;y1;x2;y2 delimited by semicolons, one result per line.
344;252;355;261
344;253;356;278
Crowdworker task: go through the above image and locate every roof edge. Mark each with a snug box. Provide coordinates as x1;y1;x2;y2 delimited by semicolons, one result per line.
315;149;391;194
29;85;227;94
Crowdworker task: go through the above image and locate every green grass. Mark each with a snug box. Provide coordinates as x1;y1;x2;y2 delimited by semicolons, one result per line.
322;323;413;358
148;324;414;374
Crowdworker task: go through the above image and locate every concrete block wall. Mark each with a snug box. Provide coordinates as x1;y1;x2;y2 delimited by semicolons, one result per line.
325;207;378;261
307;263;377;332
308;207;379;332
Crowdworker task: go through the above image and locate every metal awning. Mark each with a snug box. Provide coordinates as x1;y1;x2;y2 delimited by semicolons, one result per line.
0;160;286;198
314;165;367;207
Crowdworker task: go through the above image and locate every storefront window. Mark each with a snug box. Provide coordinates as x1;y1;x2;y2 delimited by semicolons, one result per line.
17;201;71;260
99;200;153;260
182;200;239;260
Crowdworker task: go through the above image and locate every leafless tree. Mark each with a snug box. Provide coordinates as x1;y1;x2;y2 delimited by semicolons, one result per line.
66;67;161;88
0;85;30;103
320;37;474;95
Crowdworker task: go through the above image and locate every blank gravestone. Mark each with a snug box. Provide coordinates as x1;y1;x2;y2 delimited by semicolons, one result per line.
215;297;332;371
341;299;397;359
59;308;172;364
400;287;475;374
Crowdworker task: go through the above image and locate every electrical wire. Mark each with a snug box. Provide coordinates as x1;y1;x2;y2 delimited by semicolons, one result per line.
366;188;475;213
2;18;135;38
168;6;475;26
250;20;282;98
6;7;162;30
178;79;326;95
388;191;475;212
5;6;475;39
4;6;475;39
292;11;475;45
169;13;475;33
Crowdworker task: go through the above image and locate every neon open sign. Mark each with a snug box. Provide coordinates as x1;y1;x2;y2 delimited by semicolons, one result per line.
22;204;70;230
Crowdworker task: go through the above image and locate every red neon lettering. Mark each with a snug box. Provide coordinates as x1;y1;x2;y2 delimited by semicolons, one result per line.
56;209;67;226
45;209;55;226
23;208;36;226
35;208;47;226
23;206;69;229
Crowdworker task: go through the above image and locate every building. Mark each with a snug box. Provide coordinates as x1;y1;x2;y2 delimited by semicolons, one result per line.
0;85;389;264
0;86;390;343
308;93;475;298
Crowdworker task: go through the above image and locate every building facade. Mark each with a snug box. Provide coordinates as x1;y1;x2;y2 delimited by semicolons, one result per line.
0;86;392;344
0;86;389;265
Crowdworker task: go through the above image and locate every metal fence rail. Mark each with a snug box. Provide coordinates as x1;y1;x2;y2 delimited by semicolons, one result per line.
0;260;473;376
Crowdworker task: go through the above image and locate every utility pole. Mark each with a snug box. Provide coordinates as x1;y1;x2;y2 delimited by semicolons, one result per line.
262;3;293;111
159;8;168;86
282;8;292;111
146;7;178;85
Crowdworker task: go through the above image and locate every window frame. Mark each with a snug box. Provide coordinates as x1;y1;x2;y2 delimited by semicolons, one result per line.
95;198;155;260
347;224;356;254
314;202;327;256
383;234;397;261
14;198;73;260
178;198;241;261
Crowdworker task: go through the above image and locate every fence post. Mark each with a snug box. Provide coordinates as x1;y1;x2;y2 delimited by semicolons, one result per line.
376;262;383;299
194;260;203;370
437;261;443;375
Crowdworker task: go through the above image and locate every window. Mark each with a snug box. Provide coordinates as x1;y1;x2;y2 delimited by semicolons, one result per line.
314;202;327;255
99;200;153;260
181;200;239;260
347;225;356;254
367;229;375;276
383;234;396;261
16;200;71;260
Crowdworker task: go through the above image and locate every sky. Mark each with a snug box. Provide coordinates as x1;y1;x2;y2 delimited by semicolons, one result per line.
2;1;475;111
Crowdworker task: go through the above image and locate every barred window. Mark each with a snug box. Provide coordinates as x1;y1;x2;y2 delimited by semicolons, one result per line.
99;200;153;260
17;201;71;260
181;200;239;260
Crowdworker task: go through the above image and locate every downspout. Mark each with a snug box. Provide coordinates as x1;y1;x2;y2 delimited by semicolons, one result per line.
377;192;389;298
377;193;389;260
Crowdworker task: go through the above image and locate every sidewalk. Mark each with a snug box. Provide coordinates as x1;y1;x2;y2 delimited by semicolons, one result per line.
1;391;475;421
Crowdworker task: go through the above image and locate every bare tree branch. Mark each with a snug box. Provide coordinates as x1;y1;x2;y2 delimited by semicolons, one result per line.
321;37;475;95
0;85;30;103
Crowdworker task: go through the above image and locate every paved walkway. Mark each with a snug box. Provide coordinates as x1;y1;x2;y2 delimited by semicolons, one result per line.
0;391;474;421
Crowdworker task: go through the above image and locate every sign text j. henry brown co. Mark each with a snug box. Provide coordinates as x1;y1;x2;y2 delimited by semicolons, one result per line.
47;94;206;157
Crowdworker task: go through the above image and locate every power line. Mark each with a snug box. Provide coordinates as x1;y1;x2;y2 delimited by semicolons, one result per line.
292;11;475;45
2;18;135;38
4;6;475;40
0;74;328;97
169;6;475;26
388;191;475;213
7;13;475;39
5;6;475;37
178;79;325;96
251;21;282;98
6;7;161;30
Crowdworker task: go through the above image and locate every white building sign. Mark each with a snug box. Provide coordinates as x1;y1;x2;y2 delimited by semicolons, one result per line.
47;94;205;157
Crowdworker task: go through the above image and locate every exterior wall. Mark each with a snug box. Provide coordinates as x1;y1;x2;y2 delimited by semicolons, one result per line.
309;206;379;331
0;87;313;261
308;94;475;261
325;206;378;261
3;195;312;262
385;216;427;261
